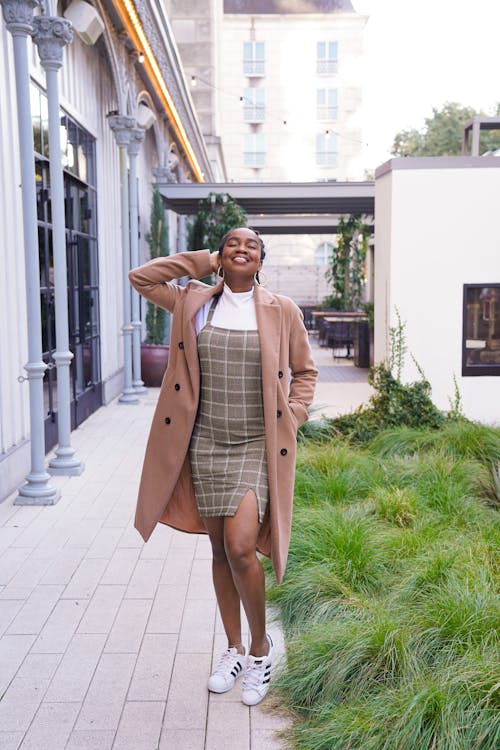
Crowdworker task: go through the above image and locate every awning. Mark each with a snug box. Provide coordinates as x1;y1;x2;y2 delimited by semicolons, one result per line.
157;181;374;234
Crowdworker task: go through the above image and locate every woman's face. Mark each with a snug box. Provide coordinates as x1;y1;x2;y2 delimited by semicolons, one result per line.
220;228;262;278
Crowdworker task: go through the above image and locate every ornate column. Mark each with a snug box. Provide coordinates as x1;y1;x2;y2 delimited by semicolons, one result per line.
108;115;139;404
1;0;59;504
127;127;147;393
178;214;187;253
32;13;83;476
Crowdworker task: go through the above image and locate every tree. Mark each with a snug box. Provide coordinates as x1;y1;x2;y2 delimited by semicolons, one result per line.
391;102;500;157
144;187;169;344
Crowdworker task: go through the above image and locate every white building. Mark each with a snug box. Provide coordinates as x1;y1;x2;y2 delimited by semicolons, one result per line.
222;0;367;288
166;0;368;301
374;156;500;424
0;0;214;500
220;0;366;184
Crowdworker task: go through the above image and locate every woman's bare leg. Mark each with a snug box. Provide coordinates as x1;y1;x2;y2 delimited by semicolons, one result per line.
203;516;245;654
223;491;269;657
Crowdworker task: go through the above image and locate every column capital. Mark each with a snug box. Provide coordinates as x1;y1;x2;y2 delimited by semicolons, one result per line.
32;15;72;70
127;127;145;157
0;0;40;35
108;114;136;147
152;166;178;184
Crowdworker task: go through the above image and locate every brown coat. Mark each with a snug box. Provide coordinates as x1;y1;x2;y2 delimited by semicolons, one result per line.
129;250;318;583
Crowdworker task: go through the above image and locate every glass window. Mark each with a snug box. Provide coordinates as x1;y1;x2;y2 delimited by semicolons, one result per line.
317;41;338;74
243;87;265;122
463;284;500;376
317;89;338;121
316;133;338;167
315;241;335;265
244;133;266;167
243;41;265;76
31;84;42;155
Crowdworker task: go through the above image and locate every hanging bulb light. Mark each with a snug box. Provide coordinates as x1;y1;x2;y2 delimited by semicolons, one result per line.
138;50;145;63
190;75;197;87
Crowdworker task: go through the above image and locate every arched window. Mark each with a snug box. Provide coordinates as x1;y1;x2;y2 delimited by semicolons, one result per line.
315;241;334;265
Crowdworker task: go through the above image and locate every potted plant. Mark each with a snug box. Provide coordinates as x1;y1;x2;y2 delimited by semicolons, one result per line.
141;187;170;386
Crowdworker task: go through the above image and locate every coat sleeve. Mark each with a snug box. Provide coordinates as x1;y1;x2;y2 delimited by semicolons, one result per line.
128;250;214;312
287;306;318;427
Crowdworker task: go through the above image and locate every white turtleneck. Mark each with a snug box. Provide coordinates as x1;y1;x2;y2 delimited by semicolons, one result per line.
195;284;257;334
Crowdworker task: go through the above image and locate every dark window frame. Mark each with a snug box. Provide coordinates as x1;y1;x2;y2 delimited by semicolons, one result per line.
462;283;500;377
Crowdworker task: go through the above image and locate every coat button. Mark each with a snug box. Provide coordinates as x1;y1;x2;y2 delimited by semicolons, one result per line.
164;417;171;425
280;448;287;456
277;410;282;417
174;383;180;391
278;370;284;378
178;342;184;349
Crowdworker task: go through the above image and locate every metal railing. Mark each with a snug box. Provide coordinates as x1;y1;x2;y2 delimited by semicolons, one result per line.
243;60;265;76
244;151;266;167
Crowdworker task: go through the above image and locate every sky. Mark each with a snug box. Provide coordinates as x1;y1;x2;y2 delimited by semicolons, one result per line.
352;0;500;170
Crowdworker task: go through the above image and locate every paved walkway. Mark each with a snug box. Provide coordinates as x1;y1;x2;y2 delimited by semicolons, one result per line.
0;338;371;750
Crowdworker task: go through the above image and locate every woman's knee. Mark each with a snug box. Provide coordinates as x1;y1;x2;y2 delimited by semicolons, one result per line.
224;538;257;573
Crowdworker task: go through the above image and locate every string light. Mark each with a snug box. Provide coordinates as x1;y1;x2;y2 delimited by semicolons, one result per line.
191;73;365;145
138;51;145;63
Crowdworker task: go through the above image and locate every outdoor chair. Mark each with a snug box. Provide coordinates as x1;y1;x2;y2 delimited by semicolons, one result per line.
327;320;354;359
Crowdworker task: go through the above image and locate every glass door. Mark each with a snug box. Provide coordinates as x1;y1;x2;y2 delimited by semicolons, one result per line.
33;85;102;451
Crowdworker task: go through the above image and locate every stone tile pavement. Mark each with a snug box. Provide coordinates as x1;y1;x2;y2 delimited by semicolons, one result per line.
0;338;371;749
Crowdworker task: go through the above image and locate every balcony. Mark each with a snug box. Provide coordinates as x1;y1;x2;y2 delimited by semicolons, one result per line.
316;60;338;75
317;105;338;122
316;152;338;167
243;59;265;77
243;105;265;123
244;151;266;168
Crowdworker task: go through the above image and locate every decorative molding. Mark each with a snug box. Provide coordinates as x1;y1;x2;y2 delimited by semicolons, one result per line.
127;125;145;156
122;0;211;179
0;0;40;35
152;165;177;184
108;113;136;146
32;16;73;69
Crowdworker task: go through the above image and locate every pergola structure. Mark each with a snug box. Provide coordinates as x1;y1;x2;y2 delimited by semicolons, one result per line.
157;181;375;234
462;117;500;156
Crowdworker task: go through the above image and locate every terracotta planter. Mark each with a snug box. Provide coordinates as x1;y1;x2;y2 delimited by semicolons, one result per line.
140;344;170;387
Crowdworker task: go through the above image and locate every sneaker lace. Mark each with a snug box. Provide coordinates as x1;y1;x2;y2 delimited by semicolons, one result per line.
243;659;265;690
213;649;237;676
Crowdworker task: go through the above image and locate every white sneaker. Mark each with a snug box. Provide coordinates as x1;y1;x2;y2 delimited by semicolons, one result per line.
208;646;247;693
241;633;273;706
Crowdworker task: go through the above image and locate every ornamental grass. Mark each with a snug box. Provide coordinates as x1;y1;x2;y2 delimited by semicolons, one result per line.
267;424;500;750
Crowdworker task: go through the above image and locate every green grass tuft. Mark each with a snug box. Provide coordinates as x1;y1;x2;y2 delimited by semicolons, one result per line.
269;424;500;749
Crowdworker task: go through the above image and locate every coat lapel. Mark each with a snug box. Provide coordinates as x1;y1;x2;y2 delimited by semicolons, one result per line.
182;280;224;399
255;284;281;404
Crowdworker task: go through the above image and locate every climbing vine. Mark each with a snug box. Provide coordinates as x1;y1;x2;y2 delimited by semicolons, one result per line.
325;215;369;310
188;192;248;254
144;187;169;344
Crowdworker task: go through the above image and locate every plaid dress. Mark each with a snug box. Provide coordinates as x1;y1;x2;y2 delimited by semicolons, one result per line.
189;300;269;522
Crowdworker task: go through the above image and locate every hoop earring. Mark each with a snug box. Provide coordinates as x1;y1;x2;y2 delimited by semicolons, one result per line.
254;270;268;287
217;266;224;280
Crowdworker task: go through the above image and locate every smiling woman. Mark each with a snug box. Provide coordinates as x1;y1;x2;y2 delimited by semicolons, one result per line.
128;226;318;707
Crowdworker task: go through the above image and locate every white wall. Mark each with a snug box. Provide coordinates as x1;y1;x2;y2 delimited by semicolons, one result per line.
374;158;500;425
0;26;31;493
